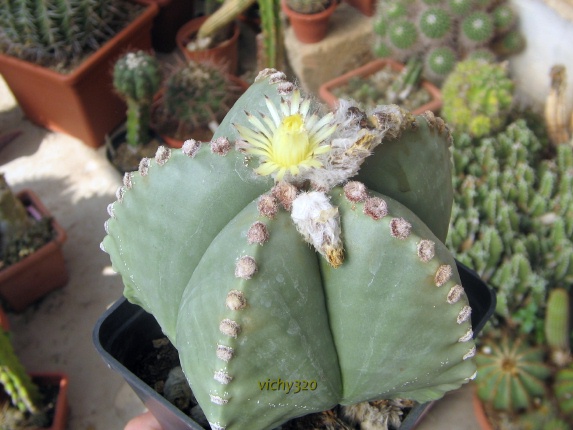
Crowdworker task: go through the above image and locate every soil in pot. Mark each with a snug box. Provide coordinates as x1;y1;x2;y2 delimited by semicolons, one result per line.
134;336;418;430
0;217;54;272
106;129;165;174
330;65;432;113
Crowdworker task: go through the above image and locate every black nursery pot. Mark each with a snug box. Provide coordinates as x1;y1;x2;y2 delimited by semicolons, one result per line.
93;262;496;430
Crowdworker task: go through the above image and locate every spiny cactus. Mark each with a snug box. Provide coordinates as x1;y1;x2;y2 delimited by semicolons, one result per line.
441;59;514;138
286;0;332;14
0;175;32;259
102;69;477;430
0;0;138;70
113;51;162;148
554;364;573;420
0;328;41;415
373;0;525;84
545;289;571;367
153;61;242;141
475;336;551;411
448;120;573;340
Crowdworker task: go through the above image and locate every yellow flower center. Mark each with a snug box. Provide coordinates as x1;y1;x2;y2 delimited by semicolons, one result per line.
273;114;313;168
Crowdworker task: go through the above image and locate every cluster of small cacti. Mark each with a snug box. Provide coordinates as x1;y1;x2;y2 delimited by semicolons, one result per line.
373;0;525;83
0;0;138;70
102;69;478;430
113;51;162;148
286;0;332;14
441;59;514;138
153;61;241;139
447;105;573;425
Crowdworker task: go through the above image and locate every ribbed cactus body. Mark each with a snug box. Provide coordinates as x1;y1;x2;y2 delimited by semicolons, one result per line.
102;70;477;430
545;289;570;357
0;0;135;70
476;337;551;411
0;329;41;414
555;365;573;419
113;51;162;148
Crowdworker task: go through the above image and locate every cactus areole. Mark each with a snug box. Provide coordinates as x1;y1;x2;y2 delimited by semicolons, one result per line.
102;69;477;430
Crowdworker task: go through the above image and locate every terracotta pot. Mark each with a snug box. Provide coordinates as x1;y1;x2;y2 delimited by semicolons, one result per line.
32;373;70;430
344;0;376;16
472;385;494;430
176;16;240;75
318;58;443;115
281;0;337;44
139;0;194;52
0;190;68;312
0;1;158;148
0;306;9;331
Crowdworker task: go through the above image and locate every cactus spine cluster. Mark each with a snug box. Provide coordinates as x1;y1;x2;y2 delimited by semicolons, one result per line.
113;51;162;148
373;0;524;83
102;69;477;430
441;59;514;138
286;0;332;14
0;0;137;70
154;61;240;140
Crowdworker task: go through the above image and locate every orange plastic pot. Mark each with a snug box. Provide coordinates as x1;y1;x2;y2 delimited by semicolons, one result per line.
32;373;70;430
0;190;68;312
176;16;240;75
318;58;443;115
472;385;494;430
344;0;376;16
281;0;337;44
0;1;158;148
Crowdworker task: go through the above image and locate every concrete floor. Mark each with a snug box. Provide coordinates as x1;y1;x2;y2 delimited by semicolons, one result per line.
0;73;484;430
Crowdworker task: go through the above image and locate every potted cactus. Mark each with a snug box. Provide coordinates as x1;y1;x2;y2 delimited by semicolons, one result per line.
107;50;164;173
319;57;442;115
0;324;69;430
152;60;249;147
95;68;496;429
0;175;68;312
0;0;158;148
281;0;337;43
444;61;573;426
372;0;525;85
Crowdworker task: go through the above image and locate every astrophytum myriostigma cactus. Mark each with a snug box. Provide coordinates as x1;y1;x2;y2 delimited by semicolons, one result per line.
102;69;477;430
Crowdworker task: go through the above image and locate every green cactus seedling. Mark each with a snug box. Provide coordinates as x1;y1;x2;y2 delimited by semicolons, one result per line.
102;69;477;430
113;51;162;148
554;364;573;420
286;0;331;14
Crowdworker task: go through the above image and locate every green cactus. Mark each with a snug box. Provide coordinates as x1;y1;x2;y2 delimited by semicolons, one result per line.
0;0;138;71
102;69;477;429
475;336;551;411
554;364;573;420
545;288;571;367
0;328;41;415
153;61;241;141
285;0;331;14
113;51;162;148
441;59;514;138
373;0;524;84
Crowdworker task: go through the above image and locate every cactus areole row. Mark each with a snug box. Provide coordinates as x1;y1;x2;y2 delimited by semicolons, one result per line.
102;69;477;430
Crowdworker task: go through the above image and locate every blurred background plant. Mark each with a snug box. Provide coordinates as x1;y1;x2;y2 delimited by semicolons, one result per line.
373;0;525;84
0;0;142;71
445;59;573;428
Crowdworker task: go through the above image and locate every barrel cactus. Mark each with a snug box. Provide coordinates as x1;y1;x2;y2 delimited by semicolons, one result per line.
102;69;477;430
286;0;331;14
441;59;514;138
0;0;139;70
113;51;162;148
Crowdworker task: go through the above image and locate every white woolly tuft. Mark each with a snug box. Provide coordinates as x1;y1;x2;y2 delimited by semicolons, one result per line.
291;192;342;259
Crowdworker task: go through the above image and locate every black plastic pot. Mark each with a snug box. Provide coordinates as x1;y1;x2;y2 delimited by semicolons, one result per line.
93;261;495;430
